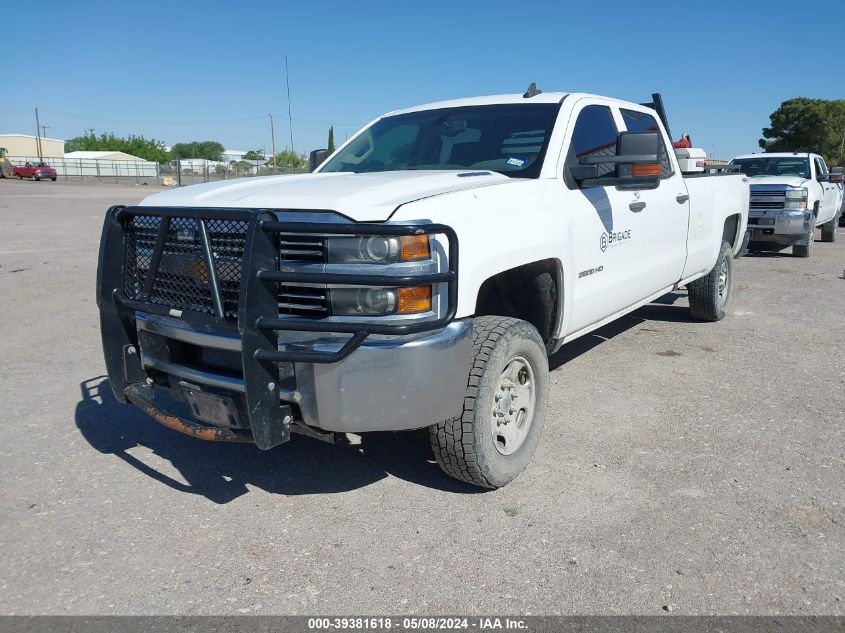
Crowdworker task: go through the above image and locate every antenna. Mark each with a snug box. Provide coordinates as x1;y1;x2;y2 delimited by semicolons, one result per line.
284;55;294;152
523;82;542;98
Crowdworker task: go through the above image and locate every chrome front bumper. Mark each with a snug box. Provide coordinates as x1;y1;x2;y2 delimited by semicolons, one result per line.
747;209;812;236
136;313;473;434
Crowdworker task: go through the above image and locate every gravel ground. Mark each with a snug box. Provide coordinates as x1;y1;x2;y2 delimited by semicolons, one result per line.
0;180;843;615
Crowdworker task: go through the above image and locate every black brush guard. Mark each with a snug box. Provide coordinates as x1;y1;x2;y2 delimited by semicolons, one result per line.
96;205;458;449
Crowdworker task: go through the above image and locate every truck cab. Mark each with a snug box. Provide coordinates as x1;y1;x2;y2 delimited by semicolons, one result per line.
97;90;749;488
729;152;843;256
13;161;58;182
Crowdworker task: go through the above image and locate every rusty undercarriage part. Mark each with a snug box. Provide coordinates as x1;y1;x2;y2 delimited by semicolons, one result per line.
125;385;254;443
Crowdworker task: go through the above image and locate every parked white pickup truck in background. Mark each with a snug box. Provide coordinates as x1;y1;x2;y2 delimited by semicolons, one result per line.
97;88;750;488
729;152;844;256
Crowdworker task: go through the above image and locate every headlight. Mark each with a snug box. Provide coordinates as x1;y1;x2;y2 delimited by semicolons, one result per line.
784;188;808;210
330;287;397;316
329;286;432;316
326;235;430;264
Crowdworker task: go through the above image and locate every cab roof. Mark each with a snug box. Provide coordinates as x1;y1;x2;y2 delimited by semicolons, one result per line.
733;152;816;160
385;92;657;117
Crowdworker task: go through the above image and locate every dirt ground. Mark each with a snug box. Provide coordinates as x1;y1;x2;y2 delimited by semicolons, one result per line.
0;180;843;615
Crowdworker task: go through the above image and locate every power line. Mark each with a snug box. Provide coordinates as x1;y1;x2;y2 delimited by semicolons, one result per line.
16;107;361;129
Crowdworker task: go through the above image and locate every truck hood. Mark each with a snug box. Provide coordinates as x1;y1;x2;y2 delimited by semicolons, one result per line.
139;170;513;221
747;175;809;189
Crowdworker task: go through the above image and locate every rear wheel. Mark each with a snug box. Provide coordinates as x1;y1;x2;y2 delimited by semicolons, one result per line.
429;316;549;488
688;241;734;321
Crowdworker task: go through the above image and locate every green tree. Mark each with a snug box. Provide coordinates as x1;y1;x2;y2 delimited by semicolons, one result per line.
273;149;306;169
327;126;335;154
169;141;225;161
241;149;265;161
759;98;845;167
64;132;169;162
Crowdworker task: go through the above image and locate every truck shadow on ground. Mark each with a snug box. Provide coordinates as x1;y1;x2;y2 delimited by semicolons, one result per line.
549;291;696;370
744;236;818;258
75;293;696;502
75;377;482;503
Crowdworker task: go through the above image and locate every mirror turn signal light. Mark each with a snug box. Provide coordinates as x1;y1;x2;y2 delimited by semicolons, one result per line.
397;285;432;314
399;235;431;261
631;163;661;177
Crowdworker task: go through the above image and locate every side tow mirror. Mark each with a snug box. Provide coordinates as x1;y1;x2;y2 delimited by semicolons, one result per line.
309;149;328;172
829;167;843;183
570;131;663;189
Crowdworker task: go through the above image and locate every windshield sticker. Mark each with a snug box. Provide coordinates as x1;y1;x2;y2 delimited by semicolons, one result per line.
505;157;526;168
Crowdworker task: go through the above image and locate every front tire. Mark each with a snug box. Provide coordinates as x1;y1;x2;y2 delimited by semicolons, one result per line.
821;213;838;242
429;316;549;489
688;240;734;321
793;227;813;257
737;230;750;257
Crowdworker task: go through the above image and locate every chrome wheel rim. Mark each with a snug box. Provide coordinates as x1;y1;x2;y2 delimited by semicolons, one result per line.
491;356;536;456
717;259;729;304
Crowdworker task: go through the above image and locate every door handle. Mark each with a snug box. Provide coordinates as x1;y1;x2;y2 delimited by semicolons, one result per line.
629;201;646;212
676;194;689;203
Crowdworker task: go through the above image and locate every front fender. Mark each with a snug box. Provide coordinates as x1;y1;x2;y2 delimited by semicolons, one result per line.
390;180;572;321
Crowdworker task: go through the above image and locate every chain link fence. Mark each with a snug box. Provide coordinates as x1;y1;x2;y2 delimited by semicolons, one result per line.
165;159;308;186
5;156;308;186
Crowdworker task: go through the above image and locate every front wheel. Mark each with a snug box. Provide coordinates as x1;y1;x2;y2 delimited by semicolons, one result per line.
821;213;838;242
793;227;814;257
737;230;751;257
429;316;549;489
688;240;734;321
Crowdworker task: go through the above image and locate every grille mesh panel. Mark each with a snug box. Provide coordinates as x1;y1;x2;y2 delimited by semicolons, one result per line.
123;215;248;319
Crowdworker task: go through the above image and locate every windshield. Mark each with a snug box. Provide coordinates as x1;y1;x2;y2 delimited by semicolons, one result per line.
730;157;810;179
319;103;561;178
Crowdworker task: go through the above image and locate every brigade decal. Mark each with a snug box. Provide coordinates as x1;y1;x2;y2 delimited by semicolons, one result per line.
600;229;632;252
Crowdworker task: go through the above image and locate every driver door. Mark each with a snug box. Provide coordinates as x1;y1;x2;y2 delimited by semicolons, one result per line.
563;101;661;334
815;157;837;222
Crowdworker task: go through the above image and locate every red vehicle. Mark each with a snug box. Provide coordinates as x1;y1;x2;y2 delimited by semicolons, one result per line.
14;161;57;181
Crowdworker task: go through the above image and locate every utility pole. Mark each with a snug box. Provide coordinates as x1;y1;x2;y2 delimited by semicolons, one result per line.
40;125;50;139
269;113;277;172
284;55;294;152
86;128;96;137
34;107;43;161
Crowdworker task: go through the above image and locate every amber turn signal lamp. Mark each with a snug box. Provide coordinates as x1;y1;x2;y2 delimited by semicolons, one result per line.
631;163;661;177
397;286;432;314
399;235;431;261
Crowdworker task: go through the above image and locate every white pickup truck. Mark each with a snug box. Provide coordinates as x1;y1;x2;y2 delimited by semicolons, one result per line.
97;88;749;488
729;152;844;256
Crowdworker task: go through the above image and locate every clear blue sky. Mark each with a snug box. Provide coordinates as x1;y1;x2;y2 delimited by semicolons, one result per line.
2;0;842;159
